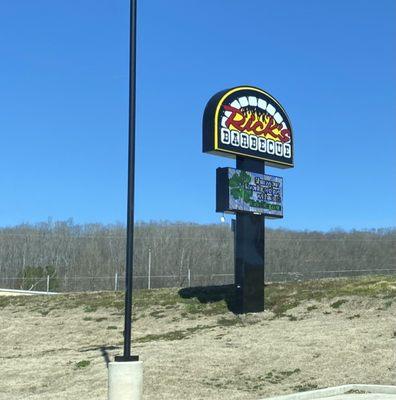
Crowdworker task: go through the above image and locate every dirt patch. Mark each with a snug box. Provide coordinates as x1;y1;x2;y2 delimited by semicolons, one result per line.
0;277;395;400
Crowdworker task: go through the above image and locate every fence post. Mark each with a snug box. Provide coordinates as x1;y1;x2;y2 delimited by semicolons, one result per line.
148;248;152;290
115;272;118;292
188;268;191;288
46;275;50;293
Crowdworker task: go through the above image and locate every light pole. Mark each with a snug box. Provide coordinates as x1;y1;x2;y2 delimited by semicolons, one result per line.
108;0;142;399
115;0;138;363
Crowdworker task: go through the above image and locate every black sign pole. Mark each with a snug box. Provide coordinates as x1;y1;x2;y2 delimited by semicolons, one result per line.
234;156;265;313
115;0;139;362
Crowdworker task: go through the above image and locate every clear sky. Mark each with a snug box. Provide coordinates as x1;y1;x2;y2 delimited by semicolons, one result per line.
0;0;395;231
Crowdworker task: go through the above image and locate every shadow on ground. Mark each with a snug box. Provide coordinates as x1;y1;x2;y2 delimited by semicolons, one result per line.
178;284;239;313
78;345;120;368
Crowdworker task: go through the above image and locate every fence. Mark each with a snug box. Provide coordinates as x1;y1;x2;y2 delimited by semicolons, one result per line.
2;267;396;293
0;271;233;292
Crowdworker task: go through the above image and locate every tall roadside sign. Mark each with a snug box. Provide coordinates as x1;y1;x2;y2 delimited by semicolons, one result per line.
203;86;294;313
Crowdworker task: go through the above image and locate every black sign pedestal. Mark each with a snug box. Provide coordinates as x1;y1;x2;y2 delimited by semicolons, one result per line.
234;156;265;313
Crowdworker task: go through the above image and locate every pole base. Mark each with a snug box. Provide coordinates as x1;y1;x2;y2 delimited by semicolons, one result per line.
114;355;139;362
108;360;143;400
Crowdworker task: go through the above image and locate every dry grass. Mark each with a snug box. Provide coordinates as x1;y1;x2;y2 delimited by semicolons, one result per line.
0;276;395;400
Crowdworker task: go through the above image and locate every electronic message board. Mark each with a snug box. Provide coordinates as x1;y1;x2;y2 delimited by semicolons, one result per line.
216;167;283;218
203;86;293;168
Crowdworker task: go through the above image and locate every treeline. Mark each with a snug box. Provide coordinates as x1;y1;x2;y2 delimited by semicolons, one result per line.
0;220;395;291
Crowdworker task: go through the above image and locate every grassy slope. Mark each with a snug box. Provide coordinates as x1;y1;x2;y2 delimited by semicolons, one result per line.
1;275;395;345
0;275;395;400
1;274;395;317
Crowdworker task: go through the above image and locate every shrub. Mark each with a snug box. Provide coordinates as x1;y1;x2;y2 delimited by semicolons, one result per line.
18;265;59;291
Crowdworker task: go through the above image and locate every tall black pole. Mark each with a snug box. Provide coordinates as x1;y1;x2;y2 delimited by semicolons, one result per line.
116;0;138;362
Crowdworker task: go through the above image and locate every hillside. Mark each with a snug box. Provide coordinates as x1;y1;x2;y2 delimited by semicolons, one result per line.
0;275;395;400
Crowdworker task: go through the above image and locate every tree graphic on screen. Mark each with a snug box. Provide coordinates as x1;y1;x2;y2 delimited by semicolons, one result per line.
229;171;253;203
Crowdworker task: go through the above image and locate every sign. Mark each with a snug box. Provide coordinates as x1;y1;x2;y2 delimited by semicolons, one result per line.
203;86;293;168
216;167;283;218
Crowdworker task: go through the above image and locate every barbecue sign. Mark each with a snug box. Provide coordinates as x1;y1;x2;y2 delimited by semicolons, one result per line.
202;85;294;313
216;168;283;218
203;86;294;168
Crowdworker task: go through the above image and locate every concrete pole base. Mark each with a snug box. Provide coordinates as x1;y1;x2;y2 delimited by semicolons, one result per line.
108;360;143;400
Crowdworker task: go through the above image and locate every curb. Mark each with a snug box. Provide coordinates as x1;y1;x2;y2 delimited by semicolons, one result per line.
261;385;396;400
0;288;59;295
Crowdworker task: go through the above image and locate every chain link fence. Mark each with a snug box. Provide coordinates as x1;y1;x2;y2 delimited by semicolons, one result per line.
2;267;396;293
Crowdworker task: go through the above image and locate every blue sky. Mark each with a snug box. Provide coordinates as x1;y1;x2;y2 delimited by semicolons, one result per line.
0;0;395;231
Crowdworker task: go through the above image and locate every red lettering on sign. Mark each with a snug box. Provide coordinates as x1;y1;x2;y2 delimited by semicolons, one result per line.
223;105;290;143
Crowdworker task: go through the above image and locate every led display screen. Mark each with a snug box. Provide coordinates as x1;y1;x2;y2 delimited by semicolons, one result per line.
216;168;283;218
